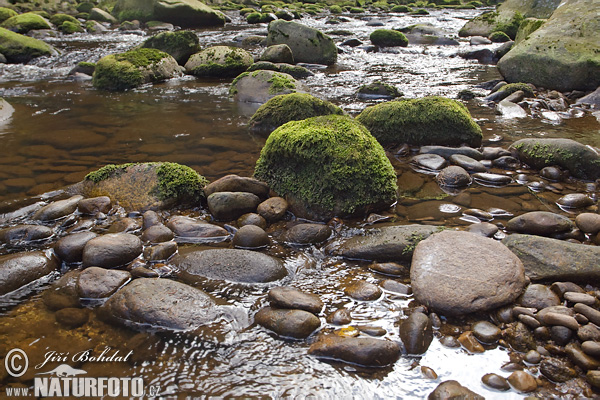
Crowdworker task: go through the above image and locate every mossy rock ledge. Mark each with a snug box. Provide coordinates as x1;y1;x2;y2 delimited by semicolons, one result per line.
248;93;344;135
254;115;398;221
92;48;181;91
356;96;482;147
184;46;253;77
71;162;209;211
112;0;225;28
509;138;600;180
266;20;337;66
0;27;56;63
141;30;200;65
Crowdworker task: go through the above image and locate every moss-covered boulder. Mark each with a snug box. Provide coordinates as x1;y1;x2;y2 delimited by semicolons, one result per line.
458;0;560;39
266;20;337;65
357;81;402;99
92;48;181;91
497;0;600;91
356;96;482;147
1;12;52;34
73;162;209;211
514;18;545;45
509;138;600;180
370;29;408;47
49;13;80;27
249;93;344;135
184;46;253;77
60;21;84;34
246;61;313;79
0;27;56;63
0;7;17;23
254;115;397;221
141;30;200;65
230;69;306;104
112;0;225;28
489;31;510;42
89;8;118;24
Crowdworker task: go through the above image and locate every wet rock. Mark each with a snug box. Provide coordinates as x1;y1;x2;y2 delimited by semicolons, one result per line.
368;262;408;276
519;284;560;309
506;211;573;236
497;99;527;118
142;210;161;230
542;312;579;331
327;309;352;325
557;193;594;209
459;48;494;64
458;331;484;353
540;357;577;382
472;321;501;344
175;248;287;283
141;224;174;243
0;251;59;296
0;27;57;63
107;217;141;233
77;267;130;298
207;191;261;221
344;281;382;301
54;231;98;264
471;172;512;185
399;312;433;354
331;225;440;262
255;306;320;339
503;234;600;282
524;350;542;364
232;225;269;249
450;154;486;172
0;224;53;246
510;138;600;180
411;154;447;171
141;30;200;65
463;209;493;222
507;371;537;393
492;155;521;170
566;343;600;370
231;70;306;104
166;216;229;239
204;175;269;198
577;323;600;342
482;373;510;391
435;166;471;188
420;146;483;160
357;81;402;99
467;222;498;237
308;335;401;367
503;322;537;352
564;292;596;305
78;196;112;215
470;36;491;45
257;197;288;222
260;44;294;64
575;213;600;235
185;46;253;77
587;371;600;389
540;166;563;181
143;241;177;261
42;271;81;310
582;341;600;358
99;278;224;332
551;281;585;297
112;0;225;28
33;195;82;221
237;213;267;229
268;286;323;314
55;308;89;329
411;230;526;316
130;265;159;278
482;147;511;160
439;336;460;348
380;280;411;295
284;223;331;245
266;20;337;65
82;233;142;269
574;303;600;326
428;380;484;400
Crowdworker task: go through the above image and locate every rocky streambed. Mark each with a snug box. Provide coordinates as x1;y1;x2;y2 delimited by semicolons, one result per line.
1;1;600;399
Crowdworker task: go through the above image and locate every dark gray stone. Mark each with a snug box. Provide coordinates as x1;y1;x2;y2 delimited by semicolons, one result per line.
78;267;130;298
308;335;401;367
284;223;331;245
399;312;433;354
506;211;574;236
54;231;98;263
268;286;323;314
0;224;54;246
207;191;261;221
82;233;142;268
33;195;83;221
166;216;229;239
0;251;59;296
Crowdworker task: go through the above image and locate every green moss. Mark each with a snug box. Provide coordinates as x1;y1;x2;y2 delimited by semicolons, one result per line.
249;92;344;134
240;7;257;15
358;81;402;98
188;46;253;78
78;61;95;68
267;72;296;94
1;12;51;33
402;233;425;255
0;26;55;63
349;7;364;12
411;8;429;15
254;115;397;217
495;11;523;40
356;96;482;147
329;5;342;13
498;82;534;98
489;30;510;42
85;163;133;183
0;7;18;23
246;11;262;23
370;29;408;47
229;71;250;95
514;18;545;45
391;5;411;12
60;20;83;34
155;162;209;201
76;2;94;13
49;13;79;26
115;47;167;67
142;30;200;65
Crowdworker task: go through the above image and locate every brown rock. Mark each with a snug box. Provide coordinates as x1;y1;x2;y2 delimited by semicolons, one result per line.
507;371;537;393
308;335;401;367
257;197;288;222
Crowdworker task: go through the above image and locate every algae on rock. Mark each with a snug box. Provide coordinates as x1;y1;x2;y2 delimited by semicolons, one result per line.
185;46;253;77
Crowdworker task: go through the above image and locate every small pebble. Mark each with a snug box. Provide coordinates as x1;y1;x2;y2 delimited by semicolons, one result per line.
327;309;352;325
472;321;501;344
344;281;382;301
458;331;484;353
550;325;574;346
439;335;460;348
524;350;542;364
507;371;538;393
368;262;408;276
481;373;510;391
542;312;579;331
421;366;438;380
518;314;541;329
582;341;600;358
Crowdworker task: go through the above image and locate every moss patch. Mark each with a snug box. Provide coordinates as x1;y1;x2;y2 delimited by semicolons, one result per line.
370;29;408;47
356;96;482;147
0;26;55;63
141;30;200;65
49;13;79;26
267;72;295;94
254;115;397;219
155;162;209;201
0;7;18;23
1;12;51;33
498;82;534;97
186;46;253;78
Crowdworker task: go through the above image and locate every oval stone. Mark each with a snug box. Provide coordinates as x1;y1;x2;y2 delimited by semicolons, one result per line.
82;233;143;268
255;306;320;339
308;335;401;367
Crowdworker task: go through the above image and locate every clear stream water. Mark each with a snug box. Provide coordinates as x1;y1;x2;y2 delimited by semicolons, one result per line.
1;7;600;399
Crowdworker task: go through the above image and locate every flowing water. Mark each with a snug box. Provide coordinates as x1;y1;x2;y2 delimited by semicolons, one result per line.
1;7;600;399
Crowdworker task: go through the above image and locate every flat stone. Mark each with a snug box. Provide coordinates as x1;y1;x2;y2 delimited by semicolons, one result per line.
574;303;600;326
78;196;112;215
78;267;130;298
368;262;408;276
166;216;229;239
308;335;401;367
435;166;471;188
141;224;174;243
268;286;323;314
54;231;98;263
380;279;411;295
540;357;577;382
411;154;447;171
508;371;538;393
575;213;600;234
557;193;594;209
143;241;177;262
482;373;510;391
566;343;600;370
33;195;83;221
467;222;498;237
420;146;483;160
344;281;382;301
450;154;486;172
458;331;484;353
255;306;320;339
472;172;512;185
232;225;269;249
472;321;501;343
506;211;574;236
542;312;579;331
564;292;596;305
82;233;142;269
0;224;54;246
257;197;288;222
519;284;560;309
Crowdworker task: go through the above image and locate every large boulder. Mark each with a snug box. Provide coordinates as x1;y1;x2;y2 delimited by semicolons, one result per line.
497;0;600;91
330;224;441;262
411;230;527;316
458;0;560;39
141;30;200;65
254;115;397;221
92;48;181;91
248;93;344;135
1;12;52;34
356;97;482;147
0;252;58;296
174;248;288;283
0;27;56;63
230;70;307;104
0;7;17;24
112;0;225;28
266;20;337;65
185;46;253;77
99;278;224;332
503;234;600;282
72;162;208;211
370;29;408;47
509;138;600;180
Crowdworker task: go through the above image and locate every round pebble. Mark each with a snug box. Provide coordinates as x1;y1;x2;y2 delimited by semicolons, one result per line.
232;225;269;249
481;373;510;391
507;371;538;393
237;213;267;229
524;350;542;364
368;262;408;276
557;193;594;209
472;321;501;344
344;281;382;301
564;292;596;305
